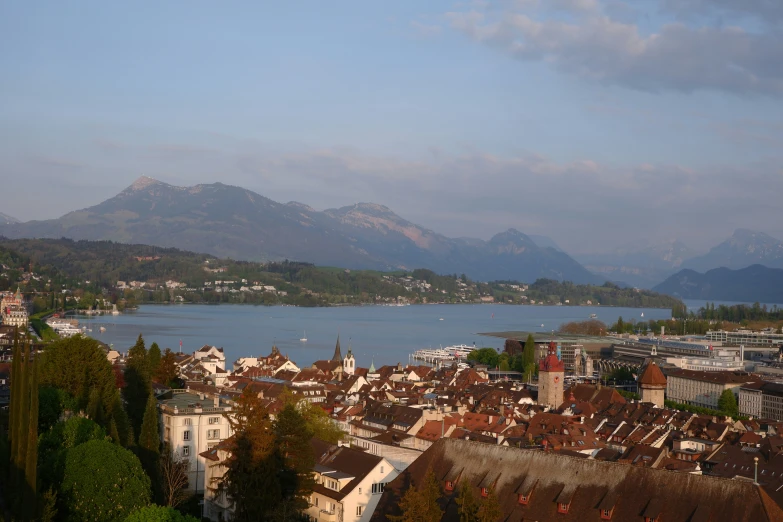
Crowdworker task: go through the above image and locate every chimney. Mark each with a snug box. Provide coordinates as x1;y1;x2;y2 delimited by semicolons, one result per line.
199;393;205;401
754;456;759;484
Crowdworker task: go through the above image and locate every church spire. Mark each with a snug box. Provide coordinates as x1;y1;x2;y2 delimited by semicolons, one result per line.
332;335;342;363
369;357;376;374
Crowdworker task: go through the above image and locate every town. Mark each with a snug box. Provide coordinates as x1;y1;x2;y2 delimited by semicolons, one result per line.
3;292;783;521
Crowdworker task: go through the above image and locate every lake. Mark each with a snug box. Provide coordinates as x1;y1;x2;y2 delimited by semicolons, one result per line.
78;303;674;368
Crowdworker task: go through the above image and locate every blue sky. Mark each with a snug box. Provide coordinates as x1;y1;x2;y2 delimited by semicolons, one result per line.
1;0;782;253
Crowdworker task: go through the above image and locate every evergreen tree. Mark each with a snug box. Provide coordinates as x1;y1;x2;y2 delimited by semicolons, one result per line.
124;334;151;435
148;342;162;376
110;390;133;446
389;468;443;522
156;348;179;386
86;387;105;425
522;334;537;381
8;331;20;465
24;359;39;515
476;487;503;522
457;482;479;522
139;392;160;453
138;391;162;502
718;389;739;418
14;341;30;490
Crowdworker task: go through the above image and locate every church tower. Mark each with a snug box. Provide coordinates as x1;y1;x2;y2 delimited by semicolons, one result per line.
538;341;565;409
344;346;355;376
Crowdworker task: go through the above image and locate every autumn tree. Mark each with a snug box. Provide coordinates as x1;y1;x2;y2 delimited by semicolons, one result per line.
476;487;503;522
389;468;443;522
156;348;179;386
221;387;283;521
457;482;479;522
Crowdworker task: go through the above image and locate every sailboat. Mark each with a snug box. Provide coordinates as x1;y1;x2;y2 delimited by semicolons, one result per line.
300;331;307;342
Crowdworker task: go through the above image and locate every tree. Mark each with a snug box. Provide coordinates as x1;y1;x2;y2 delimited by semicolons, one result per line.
523;334;536;374
160;444;191;508
38;416;107;494
466;348;499;368
14;341;30;492
388;468;443;522
110;389;134;447
718;389;739;418
148;342;162;376
24;358;39;514
274;404;315;511
39;335;116;419
8;330;20;475
124;505;200;522
125;334;152;435
61;439;151;522
156;348;179;386
138;391;162;502
280;388;345;443
476;487;503;522
221;387;283;521
498;359;510;371
456;482;479;522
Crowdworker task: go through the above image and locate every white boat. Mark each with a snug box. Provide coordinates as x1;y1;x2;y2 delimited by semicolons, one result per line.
99;326;106;333
300;331;307;342
590;313;597;319
439;318;444;321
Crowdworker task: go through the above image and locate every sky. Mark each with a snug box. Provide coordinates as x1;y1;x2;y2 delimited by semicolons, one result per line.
1;0;782;254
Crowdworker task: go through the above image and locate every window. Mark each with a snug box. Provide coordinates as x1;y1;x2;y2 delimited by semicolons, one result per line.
209;417;220;424
359;488;362;494
184;418;192;426
356;506;364;516
182;446;190;457
445;481;454;492
315;497;319;507
481;488;488;498
183;431;191;441
372;483;386;494
518;494;529;505
380;466;384;474
207;429;221;440
558;503;570;514
601;508;613;520
645;518;657;522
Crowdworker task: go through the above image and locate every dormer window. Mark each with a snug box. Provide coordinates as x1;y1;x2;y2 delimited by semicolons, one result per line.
601;507;614;520
445;481;454;492
481;488;489;497
518;494;529;505
645;518;657;522
558;502;570;514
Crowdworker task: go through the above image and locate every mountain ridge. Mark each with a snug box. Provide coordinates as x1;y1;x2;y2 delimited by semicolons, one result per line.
0;176;604;284
652;264;783;303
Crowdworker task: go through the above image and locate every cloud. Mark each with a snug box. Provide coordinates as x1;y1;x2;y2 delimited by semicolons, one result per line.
445;1;783;96
660;0;783;24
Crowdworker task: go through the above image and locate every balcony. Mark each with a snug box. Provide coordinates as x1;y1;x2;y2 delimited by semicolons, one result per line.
319;510;337;522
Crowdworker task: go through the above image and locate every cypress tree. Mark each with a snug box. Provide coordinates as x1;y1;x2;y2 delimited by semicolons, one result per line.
14;341;30;487
124;334;151;435
110;390;133;447
138;392;160;453
24;359;39;514
8;330;20;459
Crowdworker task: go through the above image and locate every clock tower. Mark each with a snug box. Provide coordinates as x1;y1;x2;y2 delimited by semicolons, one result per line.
538;341;565;409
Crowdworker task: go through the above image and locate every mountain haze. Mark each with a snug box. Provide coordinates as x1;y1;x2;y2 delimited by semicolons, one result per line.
0;177;604;284
0;212;19;225
653;265;783;303
682;229;783;272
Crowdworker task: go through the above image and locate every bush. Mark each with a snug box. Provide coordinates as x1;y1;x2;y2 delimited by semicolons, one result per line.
61;439;151;522
125;506;200;522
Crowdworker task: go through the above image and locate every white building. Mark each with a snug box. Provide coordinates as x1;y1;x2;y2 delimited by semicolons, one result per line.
158;390;233;493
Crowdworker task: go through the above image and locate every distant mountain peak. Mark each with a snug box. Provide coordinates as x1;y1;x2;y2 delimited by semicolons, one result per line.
128;176;163;191
0;212;19;225
286;201;316;212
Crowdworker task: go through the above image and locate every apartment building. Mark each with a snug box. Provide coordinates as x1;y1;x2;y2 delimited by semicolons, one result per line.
158;390;233;493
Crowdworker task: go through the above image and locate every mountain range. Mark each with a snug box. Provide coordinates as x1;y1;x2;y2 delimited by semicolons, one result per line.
0;177;603;284
2;177;782;293
0;212;19;225
653;265;783;303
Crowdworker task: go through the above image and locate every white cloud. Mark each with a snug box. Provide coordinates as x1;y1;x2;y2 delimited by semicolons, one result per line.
445;1;783;95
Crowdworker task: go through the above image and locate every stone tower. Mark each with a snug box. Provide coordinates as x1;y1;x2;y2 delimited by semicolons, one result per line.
344;346;355;376
638;361;667;408
538;341;565;409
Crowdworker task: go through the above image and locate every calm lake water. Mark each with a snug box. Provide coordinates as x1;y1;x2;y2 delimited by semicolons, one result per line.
78;304;674;368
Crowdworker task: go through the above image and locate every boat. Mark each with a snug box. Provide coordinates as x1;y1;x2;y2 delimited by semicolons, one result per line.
99;326;106;333
439;318;444;321
300;331;307;342
590;313;597;319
